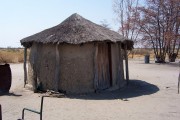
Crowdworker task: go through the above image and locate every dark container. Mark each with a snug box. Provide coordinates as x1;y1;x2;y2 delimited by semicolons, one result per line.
0;64;12;92
145;55;150;63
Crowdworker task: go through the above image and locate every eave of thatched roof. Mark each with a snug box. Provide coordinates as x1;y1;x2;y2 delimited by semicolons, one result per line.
20;13;133;49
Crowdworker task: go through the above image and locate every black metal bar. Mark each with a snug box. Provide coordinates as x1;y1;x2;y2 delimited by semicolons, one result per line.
178;73;180;94
40;96;44;120
0;104;2;120
22;96;49;120
22;108;41;119
178;62;180;94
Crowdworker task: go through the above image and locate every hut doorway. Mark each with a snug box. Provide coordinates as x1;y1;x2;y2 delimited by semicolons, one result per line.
95;43;112;90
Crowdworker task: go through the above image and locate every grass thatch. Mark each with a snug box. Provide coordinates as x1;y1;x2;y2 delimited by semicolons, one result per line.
20;13;133;49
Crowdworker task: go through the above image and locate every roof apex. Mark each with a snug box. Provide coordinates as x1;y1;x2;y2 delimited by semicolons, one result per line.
20;13;133;49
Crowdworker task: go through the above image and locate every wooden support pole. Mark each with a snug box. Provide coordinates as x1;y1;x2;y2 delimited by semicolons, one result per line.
94;43;98;90
108;43;112;86
24;47;27;88
118;43;124;82
32;45;38;92
54;44;60;92
32;65;37;92
124;45;129;85
0;104;2;120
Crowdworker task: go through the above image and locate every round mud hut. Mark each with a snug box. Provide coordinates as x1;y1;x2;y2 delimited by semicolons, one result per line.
20;13;133;94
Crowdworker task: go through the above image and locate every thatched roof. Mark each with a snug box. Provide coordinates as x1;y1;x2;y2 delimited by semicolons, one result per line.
20;13;133;49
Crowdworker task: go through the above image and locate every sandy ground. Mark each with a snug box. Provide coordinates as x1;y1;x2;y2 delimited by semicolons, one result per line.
0;59;180;120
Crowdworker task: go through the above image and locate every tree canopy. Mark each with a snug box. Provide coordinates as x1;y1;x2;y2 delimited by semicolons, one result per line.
113;0;180;62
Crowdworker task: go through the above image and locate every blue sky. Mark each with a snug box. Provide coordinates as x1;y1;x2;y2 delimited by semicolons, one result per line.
0;0;119;48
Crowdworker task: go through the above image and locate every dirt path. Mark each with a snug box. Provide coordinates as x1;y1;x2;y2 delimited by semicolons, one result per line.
0;60;180;120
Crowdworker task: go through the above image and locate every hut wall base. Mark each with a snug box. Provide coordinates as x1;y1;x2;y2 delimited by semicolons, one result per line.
25;84;34;91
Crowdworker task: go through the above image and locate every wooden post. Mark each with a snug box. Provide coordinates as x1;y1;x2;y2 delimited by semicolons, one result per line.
24;47;27;88
124;44;129;85
0;104;2;120
108;43;112;86
32;45;38;92
94;44;98;90
32;65;37;92
118;43;124;83
54;44;60;92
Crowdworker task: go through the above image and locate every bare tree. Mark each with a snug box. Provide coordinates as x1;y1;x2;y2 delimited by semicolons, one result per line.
113;0;142;59
100;19;111;29
138;0;180;62
113;0;141;44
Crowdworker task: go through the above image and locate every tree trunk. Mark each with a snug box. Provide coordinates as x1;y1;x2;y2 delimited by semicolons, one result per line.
168;53;177;62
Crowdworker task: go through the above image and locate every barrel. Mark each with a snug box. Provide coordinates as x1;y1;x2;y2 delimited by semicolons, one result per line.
144;55;150;63
0;64;12;92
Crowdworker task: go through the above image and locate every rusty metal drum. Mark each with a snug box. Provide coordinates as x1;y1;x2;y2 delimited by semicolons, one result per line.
0;64;12;92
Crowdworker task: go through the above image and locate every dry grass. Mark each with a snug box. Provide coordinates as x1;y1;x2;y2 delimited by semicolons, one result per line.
128;48;155;59
129;48;180;60
0;48;26;64
0;48;179;64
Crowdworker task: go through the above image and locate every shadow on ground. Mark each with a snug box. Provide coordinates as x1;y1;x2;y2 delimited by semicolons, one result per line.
68;79;159;100
139;61;179;67
165;62;180;67
0;92;22;97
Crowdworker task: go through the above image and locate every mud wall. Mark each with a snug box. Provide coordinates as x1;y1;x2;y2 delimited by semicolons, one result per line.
58;43;95;94
111;43;125;88
27;42;125;93
28;43;56;90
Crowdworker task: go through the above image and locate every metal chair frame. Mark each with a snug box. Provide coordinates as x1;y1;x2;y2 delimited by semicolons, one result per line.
22;96;48;120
